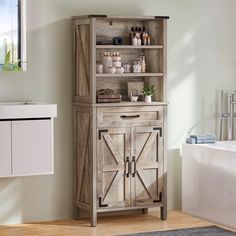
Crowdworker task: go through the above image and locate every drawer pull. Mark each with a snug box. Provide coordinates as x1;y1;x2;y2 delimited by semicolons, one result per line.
120;115;140;119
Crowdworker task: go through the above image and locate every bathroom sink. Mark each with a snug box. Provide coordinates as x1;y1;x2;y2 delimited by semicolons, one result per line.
0;102;37;105
0;102;57;119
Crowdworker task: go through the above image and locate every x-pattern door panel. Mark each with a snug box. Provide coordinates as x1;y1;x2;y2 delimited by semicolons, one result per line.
131;127;163;206
97;128;130;208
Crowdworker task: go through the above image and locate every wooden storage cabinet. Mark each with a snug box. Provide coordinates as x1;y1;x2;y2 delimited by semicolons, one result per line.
72;15;168;226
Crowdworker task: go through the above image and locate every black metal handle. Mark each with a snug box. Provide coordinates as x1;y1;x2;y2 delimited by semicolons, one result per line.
132;156;136;177
120;115;140;119
125;156;130;178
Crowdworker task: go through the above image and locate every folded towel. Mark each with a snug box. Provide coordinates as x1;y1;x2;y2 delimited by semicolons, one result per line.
190;134;217;141
190;134;217;142
186;137;216;144
186;134;217;144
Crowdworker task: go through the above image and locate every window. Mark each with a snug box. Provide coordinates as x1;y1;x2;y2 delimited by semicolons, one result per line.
0;0;22;71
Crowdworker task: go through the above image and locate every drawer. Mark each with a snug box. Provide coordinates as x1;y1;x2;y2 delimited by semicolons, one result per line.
97;106;164;127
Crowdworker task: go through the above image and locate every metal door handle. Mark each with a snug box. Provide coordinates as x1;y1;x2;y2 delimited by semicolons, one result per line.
120;115;140;119
125;156;130;178
131;156;136;177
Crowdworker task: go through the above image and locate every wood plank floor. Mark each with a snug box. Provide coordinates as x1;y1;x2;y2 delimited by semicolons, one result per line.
0;211;234;236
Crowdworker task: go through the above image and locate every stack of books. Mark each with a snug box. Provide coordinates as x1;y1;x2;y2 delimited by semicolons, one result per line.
97;94;122;103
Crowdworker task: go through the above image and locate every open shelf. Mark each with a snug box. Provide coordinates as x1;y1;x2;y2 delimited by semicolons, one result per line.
96;73;163;78
96;45;163;49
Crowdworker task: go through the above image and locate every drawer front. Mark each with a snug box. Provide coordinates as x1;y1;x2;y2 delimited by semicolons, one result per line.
97;106;164;127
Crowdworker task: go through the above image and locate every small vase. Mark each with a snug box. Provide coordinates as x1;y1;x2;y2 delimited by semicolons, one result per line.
144;95;152;103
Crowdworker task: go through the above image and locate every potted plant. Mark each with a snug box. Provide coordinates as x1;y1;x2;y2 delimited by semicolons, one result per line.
2;50;22;72
142;85;156;102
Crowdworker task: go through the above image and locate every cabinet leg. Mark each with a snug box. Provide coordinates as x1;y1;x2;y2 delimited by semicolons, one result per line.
142;208;148;214
160;205;167;220
90;211;97;227
74;207;81;220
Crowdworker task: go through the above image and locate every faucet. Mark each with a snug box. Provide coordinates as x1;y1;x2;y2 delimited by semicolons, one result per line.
218;90;236;140
228;91;236;140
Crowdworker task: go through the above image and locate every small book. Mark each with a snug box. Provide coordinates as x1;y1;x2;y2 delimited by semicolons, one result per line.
97;98;122;103
97;94;122;99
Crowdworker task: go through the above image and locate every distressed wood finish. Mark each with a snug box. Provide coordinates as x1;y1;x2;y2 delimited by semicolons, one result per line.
131;127;164;206
72;15;168;226
97;106;163;128
74;107;91;209
74;23;91;103
97;128;130;209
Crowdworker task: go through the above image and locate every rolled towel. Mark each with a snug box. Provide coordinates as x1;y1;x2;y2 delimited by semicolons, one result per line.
186;137;196;144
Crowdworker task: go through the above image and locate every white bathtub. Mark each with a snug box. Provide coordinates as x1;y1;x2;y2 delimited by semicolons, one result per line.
182;141;236;229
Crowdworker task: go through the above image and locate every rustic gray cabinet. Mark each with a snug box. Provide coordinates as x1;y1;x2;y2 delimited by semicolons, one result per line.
72;15;169;226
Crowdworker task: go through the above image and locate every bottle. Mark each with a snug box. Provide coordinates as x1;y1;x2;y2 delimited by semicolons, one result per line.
143;36;147;46
112;52;122;68
140;55;146;73
130;27;135;45
134;26;140;38
138;26;142;37
132;36;138;46
137;37;142;46
142;27;148;45
105;52;112;73
102;52;107;71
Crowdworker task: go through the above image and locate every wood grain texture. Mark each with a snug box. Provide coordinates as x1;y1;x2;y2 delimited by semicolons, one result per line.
131;127;163;206
97;106;163;128
0;211;235;236
97;128;130;209
74;23;91;103
75;107;91;208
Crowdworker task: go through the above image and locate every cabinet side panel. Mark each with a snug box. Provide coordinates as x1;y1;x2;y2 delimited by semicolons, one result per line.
75;108;91;206
0;121;11;177
74;23;91;103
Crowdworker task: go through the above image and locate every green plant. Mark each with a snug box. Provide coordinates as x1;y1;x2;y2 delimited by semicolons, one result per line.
142;85;156;96
3;50;22;72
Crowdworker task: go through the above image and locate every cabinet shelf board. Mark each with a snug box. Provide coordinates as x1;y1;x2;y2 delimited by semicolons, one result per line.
96;73;163;78
93;101;168;107
96;45;163;49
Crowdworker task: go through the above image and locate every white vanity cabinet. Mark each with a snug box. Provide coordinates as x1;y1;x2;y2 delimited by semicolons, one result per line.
0;119;53;177
12;119;53;176
0;103;57;178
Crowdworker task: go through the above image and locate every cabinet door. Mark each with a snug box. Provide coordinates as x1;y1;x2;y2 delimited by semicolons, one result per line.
0;121;11;177
130;126;164;206
97;128;130;209
12;119;53;176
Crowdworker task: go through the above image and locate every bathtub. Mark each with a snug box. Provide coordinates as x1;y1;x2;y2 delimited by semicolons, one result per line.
182;141;236;229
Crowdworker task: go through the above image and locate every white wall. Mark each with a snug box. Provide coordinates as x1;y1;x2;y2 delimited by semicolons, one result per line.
0;0;236;224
